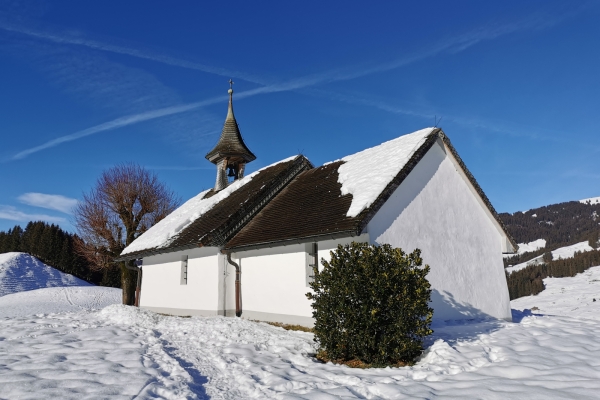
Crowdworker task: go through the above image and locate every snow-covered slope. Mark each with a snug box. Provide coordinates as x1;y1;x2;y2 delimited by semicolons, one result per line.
580;196;600;205
503;238;546;258
515;238;546;253
0;252;91;297
512;265;600;320
506;240;594;274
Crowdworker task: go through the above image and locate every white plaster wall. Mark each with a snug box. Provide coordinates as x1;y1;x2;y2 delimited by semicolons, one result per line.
233;234;370;322
140;247;220;314
367;142;512;321
234;244;311;318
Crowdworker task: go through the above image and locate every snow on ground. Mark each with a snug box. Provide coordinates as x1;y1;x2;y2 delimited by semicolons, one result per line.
512;265;600;320
506;240;594;274
0;286;120;318
4;270;600;399
0;252;91;297
580;196;600;205
122;156;297;255
503;238;546;258
336;127;434;218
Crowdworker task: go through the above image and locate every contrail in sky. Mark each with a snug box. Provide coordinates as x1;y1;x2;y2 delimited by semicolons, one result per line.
6;8;578;160
10;84;309;160
0;20;269;86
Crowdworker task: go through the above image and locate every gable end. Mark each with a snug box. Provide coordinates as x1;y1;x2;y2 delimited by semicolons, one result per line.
355;129;518;253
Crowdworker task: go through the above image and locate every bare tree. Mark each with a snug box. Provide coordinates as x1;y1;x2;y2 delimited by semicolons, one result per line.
74;164;180;305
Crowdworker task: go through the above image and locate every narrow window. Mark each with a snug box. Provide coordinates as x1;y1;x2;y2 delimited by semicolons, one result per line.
306;242;318;286
180;255;188;285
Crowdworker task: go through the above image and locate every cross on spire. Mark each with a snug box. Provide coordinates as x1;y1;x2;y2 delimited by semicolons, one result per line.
229;79;234;89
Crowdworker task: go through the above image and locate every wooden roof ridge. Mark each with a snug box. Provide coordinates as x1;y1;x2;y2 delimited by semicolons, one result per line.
225;128;518;252
116;155;312;261
205;88;256;163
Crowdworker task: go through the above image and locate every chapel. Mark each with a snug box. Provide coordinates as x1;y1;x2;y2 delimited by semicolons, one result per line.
119;84;517;326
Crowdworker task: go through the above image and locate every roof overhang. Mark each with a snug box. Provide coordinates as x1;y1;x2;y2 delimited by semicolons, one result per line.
224;229;360;253
115;243;202;262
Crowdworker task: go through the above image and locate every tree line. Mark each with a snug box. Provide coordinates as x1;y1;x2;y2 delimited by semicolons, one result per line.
506;248;600;300
0;221;120;287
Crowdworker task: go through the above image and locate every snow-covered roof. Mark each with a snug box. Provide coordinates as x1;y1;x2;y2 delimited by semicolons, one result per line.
337;128;434;217
227;128;518;252
120;156;312;259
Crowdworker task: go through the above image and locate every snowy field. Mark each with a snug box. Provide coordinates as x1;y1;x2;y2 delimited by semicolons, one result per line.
2;252;600;398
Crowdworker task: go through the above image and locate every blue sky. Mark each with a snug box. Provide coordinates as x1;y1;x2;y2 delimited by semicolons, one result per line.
1;1;599;233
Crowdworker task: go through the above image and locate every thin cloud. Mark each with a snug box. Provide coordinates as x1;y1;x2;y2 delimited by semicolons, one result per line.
0;205;66;223
10;85;303;160
304;88;570;142
7;8;578;160
17;193;78;214
0;19;269;85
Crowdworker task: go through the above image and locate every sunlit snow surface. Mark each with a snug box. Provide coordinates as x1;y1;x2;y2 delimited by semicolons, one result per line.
580;196;600;205
3;268;600;398
337;128;434;218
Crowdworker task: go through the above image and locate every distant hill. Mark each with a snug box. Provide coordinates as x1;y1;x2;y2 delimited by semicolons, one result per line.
0;252;91;298
499;198;600;251
500;197;600;300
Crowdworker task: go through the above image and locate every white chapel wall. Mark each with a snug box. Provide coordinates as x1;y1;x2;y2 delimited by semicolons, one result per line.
140;246;220;316
367;141;512;322
233;234;369;326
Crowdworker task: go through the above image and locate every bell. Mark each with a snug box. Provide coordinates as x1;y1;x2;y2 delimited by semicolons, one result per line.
227;166;236;177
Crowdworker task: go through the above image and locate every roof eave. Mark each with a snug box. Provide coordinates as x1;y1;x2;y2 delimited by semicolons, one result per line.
225;229;360;253
115;243;203;262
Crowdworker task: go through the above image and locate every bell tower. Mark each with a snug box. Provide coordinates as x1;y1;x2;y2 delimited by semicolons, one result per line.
205;80;256;191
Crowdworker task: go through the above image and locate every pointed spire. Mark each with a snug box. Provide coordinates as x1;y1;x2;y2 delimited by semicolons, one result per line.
226;79;235;120
205;81;256;165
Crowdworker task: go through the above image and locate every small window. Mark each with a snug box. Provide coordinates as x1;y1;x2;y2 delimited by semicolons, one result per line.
180;255;188;285
306;242;318;286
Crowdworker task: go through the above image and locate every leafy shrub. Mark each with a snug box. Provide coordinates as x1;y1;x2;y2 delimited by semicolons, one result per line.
306;242;433;366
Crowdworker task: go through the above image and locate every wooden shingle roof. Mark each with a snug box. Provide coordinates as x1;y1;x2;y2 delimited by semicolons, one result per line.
205;90;256;164
225;129;518;252
118;156;312;260
225;161;359;250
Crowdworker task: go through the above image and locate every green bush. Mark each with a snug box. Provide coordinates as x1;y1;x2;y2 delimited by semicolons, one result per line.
306;242;433;366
